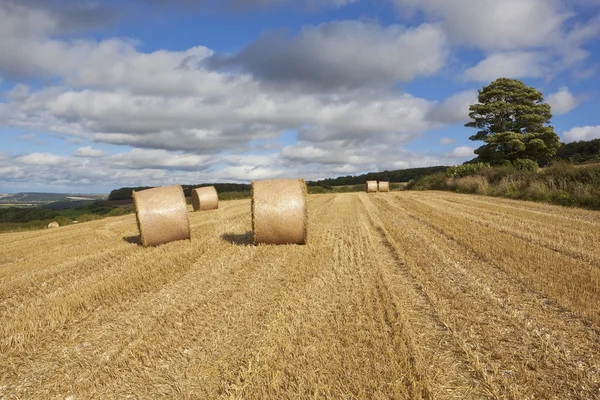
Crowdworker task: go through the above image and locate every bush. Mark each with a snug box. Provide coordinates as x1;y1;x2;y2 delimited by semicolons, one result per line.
307;186;328;194
406;172;448;190
524;181;551;202
218;191;251;200
512;158;538;172
454;176;490;195
108;207;134;217
53;216;72;226
406;160;600;210
77;214;103;223
446;162;491;178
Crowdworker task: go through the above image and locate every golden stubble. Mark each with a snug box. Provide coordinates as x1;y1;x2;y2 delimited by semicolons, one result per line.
0;192;599;399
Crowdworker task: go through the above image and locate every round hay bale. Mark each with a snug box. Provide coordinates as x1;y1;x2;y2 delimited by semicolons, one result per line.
378;181;390;192
251;178;307;245
366;180;378;193
47;221;59;229
191;186;219;211
133;185;190;247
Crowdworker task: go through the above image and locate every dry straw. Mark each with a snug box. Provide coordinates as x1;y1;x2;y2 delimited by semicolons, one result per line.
366;180;378;193
251;178;308;245
133;185;190;247
47;221;59;229
191;186;219;211
378;181;390;192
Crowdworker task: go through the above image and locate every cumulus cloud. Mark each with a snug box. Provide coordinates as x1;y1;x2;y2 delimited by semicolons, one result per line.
393;0;600;80
393;0;569;51
446;146;475;158
464;51;547;81
563;126;600;142
547;87;579;115
207;20;447;90
15;152;74;166
439;137;455;145
427;90;478;123
74;146;106;158
108;149;213;171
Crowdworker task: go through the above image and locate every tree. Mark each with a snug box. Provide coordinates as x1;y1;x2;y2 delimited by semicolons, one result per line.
465;78;561;165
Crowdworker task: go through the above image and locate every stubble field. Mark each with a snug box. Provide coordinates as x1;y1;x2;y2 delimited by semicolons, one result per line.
1;191;599;399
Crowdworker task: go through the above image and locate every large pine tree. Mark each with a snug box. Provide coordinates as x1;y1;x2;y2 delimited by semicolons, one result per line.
466;78;561;165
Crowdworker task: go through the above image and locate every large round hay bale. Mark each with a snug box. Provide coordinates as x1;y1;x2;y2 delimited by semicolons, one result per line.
191;186;218;211
366;180;378;193
47;221;59;229
251;178;307;245
378;181;390;192
133;185;190;247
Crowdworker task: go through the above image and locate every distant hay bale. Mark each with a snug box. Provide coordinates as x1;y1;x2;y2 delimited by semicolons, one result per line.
366;180;378;193
378;181;390;192
133;185;190;247
191;186;219;211
251;178;308;245
47;221;59;229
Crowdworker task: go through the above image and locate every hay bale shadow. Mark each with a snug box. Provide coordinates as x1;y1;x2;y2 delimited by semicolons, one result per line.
221;231;253;245
123;235;142;245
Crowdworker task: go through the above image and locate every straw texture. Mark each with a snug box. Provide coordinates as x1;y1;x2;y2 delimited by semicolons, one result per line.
133;185;190;247
191;186;219;211
251;178;308;245
47;221;59;229
378;181;390;192
366;181;378;193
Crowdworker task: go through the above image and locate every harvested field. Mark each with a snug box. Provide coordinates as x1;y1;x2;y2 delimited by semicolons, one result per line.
1;191;600;399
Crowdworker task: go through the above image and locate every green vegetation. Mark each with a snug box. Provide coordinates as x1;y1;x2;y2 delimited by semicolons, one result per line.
466;77;560;166
0;207;58;223
555;139;600;164
109;184;252;200
307;166;448;187
56;202;119;220
408;161;600;209
307;183;405;194
0;201;135;233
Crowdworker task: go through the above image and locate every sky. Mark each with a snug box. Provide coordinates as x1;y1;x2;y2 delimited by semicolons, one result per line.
1;0;599;194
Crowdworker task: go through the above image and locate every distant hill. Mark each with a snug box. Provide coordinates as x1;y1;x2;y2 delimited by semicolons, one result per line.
0;192;107;206
307;166;450;187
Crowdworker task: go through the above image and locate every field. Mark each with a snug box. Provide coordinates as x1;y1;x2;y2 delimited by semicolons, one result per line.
1;191;600;399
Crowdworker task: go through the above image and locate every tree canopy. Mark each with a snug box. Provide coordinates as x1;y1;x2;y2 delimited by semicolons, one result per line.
465;78;561;165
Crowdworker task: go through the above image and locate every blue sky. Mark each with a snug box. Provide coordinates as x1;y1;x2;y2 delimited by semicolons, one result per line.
1;0;599;194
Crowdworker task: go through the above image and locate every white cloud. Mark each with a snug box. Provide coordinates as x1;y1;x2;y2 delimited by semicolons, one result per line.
446;146;475;158
393;0;599;81
393;0;569;51
427;90;478;123
563;126;600;142
108;149;213;171
439;137;455;145
464;51;547;81
74;146;106;158
280;143;374;165
208;20;448;89
547;87;579;115
15;152;74;166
